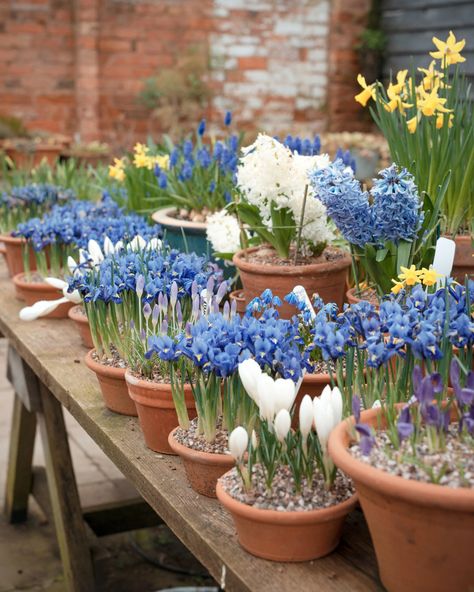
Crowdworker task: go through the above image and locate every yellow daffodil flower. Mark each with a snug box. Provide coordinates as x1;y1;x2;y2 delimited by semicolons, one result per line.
108;158;126;182
398;265;422;286
417;86;452;117
384;81;413;114
133;152;152;169
134;142;149;155
355;74;376;106
152;154;170;170
420;266;443;287
391;280;405;295
407;115;418;134
418;60;447;91
391;70;409;94
430;31;466;66
436;112;454;129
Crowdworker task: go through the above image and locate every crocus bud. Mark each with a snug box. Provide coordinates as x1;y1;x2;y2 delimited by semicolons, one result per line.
170;281;178;308
230;297;237;317
103;236;114;256
206;276;215;299
223;300;230;318
143;302;152;320
273;378;296;413
228;426;248;461
313;395;334;448
299;395;314;439
152;304;160;327
257;374;275;423
251;430;258;449
238;358;262;403
176;300;183;324
331;386;343;426
136;274;145;299
88;239;104;265
274;409;291;442
216;281;228;304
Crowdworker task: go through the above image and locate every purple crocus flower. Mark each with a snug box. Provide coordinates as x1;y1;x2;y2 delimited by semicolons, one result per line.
355;423;375;455
352;394;361;423
397;406;414;441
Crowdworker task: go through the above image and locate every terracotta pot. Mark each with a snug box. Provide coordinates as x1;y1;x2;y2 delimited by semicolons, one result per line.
12;272;73;318
68;305;93;349
229;289;246;315
125;371;196;454
84;349;137;416
346;287;379;308
5;145;63;168
216;476;358;562
292;372;331;428
168;427;234;497
0;234;37;279
328;407;474;592
451;234;473;282
233;246;351;318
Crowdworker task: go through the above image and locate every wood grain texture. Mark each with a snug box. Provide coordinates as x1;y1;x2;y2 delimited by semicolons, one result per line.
0;266;382;592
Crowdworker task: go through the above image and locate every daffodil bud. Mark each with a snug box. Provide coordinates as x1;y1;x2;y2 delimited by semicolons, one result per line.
299;394;314;439
228;426;248;461
274;409;291;442
273;378;296;413
238;358;262;403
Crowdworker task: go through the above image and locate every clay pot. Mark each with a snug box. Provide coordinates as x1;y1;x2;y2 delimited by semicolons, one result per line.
84;349;137;416
12;272;73;318
168;427;234;497
0;234;37;278
233;246;351;318
68;305;93;349
451;234;473;282
292;372;331;428
5;145;63;168
229;289;246;315
328;407;474;592
346;287;379;308
125;372;196;454
216;476;358;562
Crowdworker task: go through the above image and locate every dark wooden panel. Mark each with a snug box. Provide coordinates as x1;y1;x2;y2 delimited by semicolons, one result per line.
384;0;473;9
383;5;474;32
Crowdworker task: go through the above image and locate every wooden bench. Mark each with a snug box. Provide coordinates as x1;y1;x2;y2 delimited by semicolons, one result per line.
0;265;382;592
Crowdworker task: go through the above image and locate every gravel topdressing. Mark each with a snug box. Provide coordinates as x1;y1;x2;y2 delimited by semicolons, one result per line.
92;345;127;369
350;425;474;489
220;464;355;511
174;417;229;454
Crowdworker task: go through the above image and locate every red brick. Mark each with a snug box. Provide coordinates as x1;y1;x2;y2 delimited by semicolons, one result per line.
238;57;267;70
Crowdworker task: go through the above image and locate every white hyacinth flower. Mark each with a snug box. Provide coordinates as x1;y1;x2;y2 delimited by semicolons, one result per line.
238;358;262;403
274;409;291;442
228;427;248;462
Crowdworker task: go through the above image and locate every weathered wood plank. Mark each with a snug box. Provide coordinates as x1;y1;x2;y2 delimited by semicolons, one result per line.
6;344;41;412
0;266;382;592
37;382;95;592
3;394;36;523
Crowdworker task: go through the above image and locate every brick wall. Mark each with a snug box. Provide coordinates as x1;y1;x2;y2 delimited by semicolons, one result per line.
0;0;370;148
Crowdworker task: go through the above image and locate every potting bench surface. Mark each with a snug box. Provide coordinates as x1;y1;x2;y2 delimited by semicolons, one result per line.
0;265;382;592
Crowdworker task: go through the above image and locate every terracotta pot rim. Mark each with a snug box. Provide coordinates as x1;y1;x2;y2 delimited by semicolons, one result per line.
0;233;25;245
125;369;193;393
229;289;245;300
152;207;208;231
328;406;474;510
302;372;331;384
68;304;87;324
84;349;126;380
216;476;358;525
12;272;59;293
233;245;352;276
168;427;234;467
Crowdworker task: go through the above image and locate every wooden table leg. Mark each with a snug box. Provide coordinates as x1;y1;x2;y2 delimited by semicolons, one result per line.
37;382;95;592
4;393;36;523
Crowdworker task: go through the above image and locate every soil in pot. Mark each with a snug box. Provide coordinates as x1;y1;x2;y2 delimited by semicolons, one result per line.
233;245;351;318
125;370;196;454
84;349;137;416
328;407;474;592
13;272;73;318
0;234;37;279
451;234;473;282
168;420;234;498
217;465;357;562
68;305;93;349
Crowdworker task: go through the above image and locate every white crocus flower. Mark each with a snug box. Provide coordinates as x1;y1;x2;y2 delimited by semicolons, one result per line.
45;277;68;290
228;427;248;462
103;236;115;256
114;240;124;253
331;386;343;426
20;298;69;321
129;235;146;252
87;239;104;265
238;358;262;403
273;378;296;413
147;237;162;251
313;395;335;448
299;395;314;440
274;409;291;443
67;256;78;274
257;373;275;423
